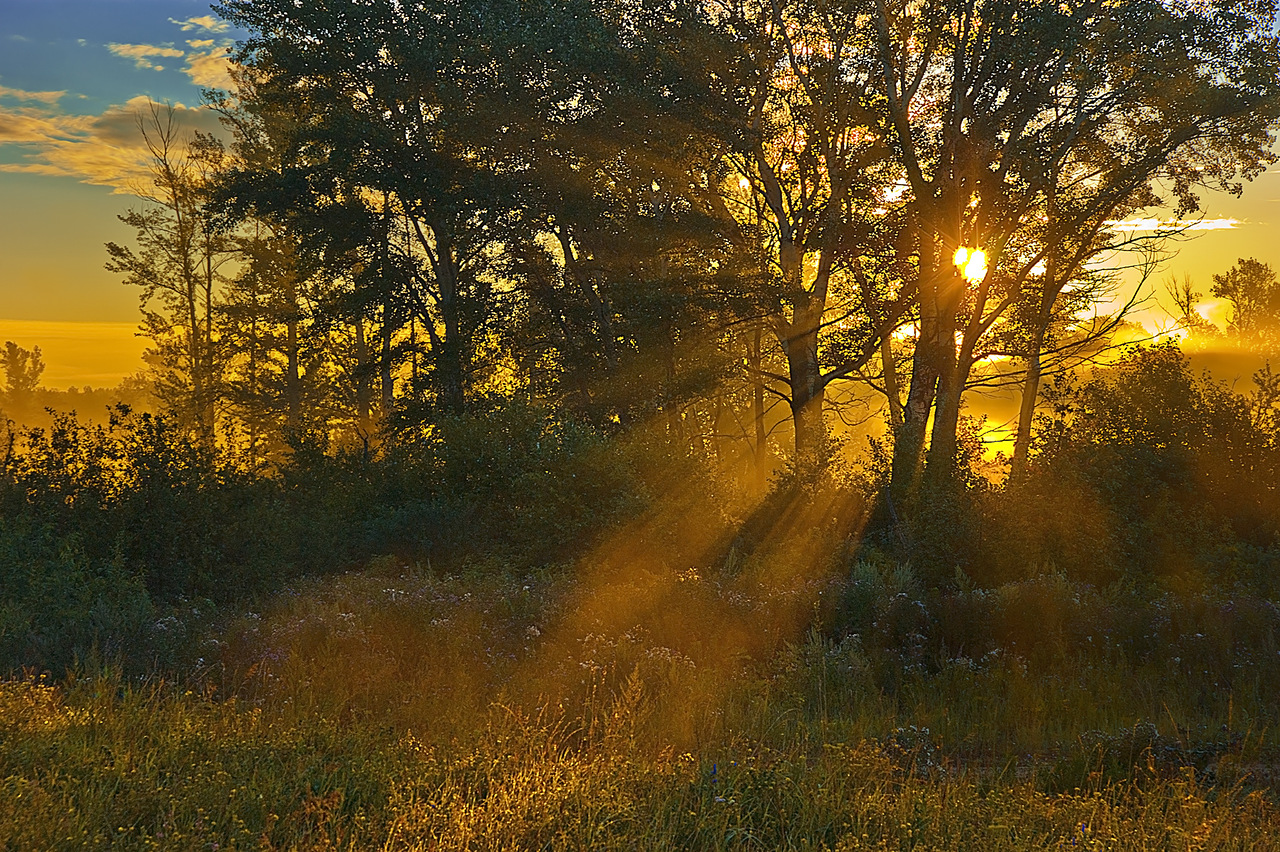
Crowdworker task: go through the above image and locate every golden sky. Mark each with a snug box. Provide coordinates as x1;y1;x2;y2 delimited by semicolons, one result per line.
0;320;146;389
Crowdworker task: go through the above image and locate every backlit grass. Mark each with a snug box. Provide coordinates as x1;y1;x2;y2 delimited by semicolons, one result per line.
3;559;1280;850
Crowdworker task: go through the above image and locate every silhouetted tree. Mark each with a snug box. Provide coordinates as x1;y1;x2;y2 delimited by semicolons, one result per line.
107;102;234;444
0;341;45;421
872;0;1280;499
1212;257;1280;350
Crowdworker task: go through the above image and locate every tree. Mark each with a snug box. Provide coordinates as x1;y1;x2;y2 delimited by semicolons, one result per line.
868;0;1280;499
713;0;915;467
204;70;362;455
500;0;745;431
217;0;747;440
217;0;548;418
0;341;45;420
106;102;235;444
1211;257;1280;349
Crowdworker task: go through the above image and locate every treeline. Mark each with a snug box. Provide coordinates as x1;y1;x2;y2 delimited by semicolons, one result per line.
107;0;1280;477
0;340;152;430
6;0;1280;673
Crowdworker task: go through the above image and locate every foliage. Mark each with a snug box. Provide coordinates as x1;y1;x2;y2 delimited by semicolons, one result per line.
0;400;657;675
0;340;45;408
1212;257;1280;349
974;343;1280;588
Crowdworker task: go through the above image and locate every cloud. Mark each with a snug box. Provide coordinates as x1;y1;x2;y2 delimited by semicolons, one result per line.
0;96;224;193
169;15;230;34
0;85;65;105
1107;217;1242;232
184;47;236;89
107;43;185;72
106;35;238;89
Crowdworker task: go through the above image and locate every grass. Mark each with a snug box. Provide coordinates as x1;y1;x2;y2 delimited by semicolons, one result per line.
4;559;1280;849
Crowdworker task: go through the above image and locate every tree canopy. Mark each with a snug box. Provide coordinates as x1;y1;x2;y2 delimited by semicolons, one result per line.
90;0;1280;504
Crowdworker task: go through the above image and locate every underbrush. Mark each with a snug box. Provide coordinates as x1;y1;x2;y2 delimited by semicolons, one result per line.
0;404;658;677
7;365;1280;847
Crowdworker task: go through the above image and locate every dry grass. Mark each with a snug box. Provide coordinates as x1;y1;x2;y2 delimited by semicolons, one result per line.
3;558;1280;850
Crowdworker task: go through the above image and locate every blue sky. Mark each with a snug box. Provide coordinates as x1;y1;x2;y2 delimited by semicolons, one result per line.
0;0;243;325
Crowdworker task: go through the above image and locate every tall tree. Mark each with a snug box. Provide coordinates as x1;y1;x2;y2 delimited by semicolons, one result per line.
107;102;234;443
699;0;913;467
869;0;1280;497
217;0;542;417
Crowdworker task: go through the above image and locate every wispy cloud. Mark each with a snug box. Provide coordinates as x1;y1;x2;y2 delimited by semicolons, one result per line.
0;85;65;105
107;43;185;72
0;96;223;193
168;15;230;34
1107;218;1242;232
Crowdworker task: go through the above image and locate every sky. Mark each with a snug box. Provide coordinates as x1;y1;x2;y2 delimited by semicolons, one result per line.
0;0;241;387
0;1;1278;389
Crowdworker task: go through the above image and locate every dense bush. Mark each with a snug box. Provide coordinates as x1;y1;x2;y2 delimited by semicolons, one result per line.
0;402;654;674
888;343;1280;591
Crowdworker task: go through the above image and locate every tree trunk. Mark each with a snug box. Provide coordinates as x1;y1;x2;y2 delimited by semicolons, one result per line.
353;317;373;435
782;299;826;468
881;332;904;429
750;322;769;488
380;302;394;416
436;250;466;415
558;229;617;375
1012;275;1060;477
925;335;965;478
890;239;944;498
1011;338;1043;478
284;274;301;430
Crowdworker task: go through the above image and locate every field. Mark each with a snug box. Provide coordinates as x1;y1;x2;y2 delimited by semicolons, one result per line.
4;556;1280;851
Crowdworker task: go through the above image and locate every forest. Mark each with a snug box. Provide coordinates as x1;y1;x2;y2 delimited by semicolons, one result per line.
6;0;1280;848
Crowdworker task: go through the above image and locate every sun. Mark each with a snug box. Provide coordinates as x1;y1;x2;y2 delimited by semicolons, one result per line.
953;246;988;283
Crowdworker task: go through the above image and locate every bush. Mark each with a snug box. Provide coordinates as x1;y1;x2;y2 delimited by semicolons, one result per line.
0;521;155;675
0;402;656;673
973;343;1280;590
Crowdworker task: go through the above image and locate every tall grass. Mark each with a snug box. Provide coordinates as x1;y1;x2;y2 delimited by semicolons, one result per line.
4;559;1280;850
2;669;1277;850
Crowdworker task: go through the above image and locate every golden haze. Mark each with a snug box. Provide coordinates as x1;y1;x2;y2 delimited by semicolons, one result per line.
0;319;144;388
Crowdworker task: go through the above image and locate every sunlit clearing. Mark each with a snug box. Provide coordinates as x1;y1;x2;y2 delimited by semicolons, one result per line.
738;176;751;190
954;247;988;283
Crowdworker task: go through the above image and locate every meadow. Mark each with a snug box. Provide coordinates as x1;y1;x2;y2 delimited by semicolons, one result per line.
4;559;1280;850
7;0;1280;843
